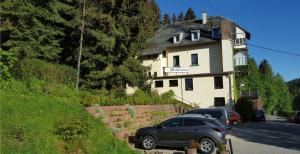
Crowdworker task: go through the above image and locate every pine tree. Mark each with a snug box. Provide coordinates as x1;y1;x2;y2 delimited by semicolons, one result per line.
0;0;73;62
184;7;196;21
177;12;184;22
162;13;171;25
172;13;177;24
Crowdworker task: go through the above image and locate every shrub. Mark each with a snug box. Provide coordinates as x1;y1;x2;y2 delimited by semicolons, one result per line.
235;98;253;122
0;49;17;80
127;105;136;118
13;58;76;86
55;116;91;141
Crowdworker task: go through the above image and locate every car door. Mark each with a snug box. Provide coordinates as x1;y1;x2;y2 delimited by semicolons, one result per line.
155;117;183;146
177;117;207;146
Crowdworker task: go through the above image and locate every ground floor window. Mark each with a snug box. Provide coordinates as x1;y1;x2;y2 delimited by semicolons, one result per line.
155;80;163;88
214;76;223;89
214;97;225;106
185;78;193;91
169;80;178;87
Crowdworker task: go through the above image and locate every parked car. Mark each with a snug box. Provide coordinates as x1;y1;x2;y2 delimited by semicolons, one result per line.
229;111;241;126
184;108;231;128
134;114;227;154
252;109;266;122
294;111;300;123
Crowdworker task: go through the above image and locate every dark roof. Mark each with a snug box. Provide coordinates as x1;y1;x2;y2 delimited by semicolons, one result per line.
141;17;251;56
141;20;217;56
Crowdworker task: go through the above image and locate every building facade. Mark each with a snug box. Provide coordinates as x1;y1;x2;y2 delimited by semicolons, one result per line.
139;13;250;109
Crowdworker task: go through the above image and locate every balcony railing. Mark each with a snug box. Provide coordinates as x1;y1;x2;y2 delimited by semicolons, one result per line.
240;91;259;99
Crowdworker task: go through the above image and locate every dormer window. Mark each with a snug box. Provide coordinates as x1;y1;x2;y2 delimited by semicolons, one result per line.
173;33;183;43
191;30;200;41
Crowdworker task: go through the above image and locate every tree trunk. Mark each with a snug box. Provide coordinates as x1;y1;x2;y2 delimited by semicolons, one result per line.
76;0;85;91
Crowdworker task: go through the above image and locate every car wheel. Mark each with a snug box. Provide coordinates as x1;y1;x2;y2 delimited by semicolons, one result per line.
141;135;156;150
232;120;239;126
199;138;215;154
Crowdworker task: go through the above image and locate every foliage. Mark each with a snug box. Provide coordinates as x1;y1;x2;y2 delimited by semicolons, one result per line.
177;12;184;22
172;13;177;23
235;58;293;116
162;13;171;25
218;142;226;151
55;116;91;141
287;78;300;110
127;105;136;118
0;48;17;80
184;7;196;21
0;80;137;154
14;58;76;87
235;98;253;122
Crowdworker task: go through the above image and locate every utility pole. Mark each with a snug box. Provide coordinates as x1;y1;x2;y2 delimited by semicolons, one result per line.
76;0;86;91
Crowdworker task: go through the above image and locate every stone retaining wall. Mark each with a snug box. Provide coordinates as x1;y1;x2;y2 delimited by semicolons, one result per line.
86;104;187;140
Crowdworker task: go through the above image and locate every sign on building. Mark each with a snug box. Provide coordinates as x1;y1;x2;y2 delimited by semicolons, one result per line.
164;67;189;73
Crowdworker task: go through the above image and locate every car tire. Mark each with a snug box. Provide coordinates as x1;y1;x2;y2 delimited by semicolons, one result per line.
232;120;239;126
199;138;215;154
141;135;156;150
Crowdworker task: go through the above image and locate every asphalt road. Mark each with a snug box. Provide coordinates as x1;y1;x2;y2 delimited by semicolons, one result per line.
140;116;300;154
228;116;300;154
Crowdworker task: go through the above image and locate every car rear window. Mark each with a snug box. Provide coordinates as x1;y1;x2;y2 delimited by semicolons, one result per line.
207;119;224;127
197;111;223;118
184;118;206;126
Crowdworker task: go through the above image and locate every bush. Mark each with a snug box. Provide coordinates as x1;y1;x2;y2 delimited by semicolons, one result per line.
13;58;76;86
235;98;253;122
55;116;91;141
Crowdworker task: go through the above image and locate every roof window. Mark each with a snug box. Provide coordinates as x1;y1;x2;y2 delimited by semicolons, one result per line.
173;33;183;43
191;30;200;41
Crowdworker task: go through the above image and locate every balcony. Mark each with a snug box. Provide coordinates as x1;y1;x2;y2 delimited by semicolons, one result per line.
234;38;247;49
240;91;259;99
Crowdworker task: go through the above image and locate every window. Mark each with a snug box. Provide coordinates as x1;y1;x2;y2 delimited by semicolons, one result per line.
198;111;223;119
214;76;223;89
173;56;180;67
148;72;151;77
212;28;220;39
162;51;166;58
173;33;182;43
185;78;193;91
214;97;225;106
235;38;246;45
184;118;205;126
191;54;198;66
169;80;178;87
191;30;200;41
154;72;157;77
155;80;163;88
163;118;183;127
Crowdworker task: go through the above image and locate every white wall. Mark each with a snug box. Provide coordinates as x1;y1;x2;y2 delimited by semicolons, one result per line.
166;43;223;75
152;75;233;109
221;39;234;72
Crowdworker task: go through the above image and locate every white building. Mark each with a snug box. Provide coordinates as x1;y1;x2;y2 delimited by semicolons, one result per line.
138;13;250;109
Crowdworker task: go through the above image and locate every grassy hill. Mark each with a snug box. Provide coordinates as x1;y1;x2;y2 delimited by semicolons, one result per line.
0;81;138;154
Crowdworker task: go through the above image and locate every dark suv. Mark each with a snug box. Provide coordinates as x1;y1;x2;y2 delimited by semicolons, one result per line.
134;114;226;154
185;108;231;128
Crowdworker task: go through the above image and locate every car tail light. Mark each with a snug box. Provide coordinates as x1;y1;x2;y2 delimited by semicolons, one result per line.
226;120;229;125
213;128;224;132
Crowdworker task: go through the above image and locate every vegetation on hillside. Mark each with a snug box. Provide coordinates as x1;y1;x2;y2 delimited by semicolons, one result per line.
287;78;300;110
0;80;138;154
236;58;293;116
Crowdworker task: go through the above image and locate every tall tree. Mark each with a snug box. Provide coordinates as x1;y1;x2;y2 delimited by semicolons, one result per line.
177;12;184;22
172;13;177;23
0;0;74;62
259;59;276;113
162;13;171;25
184;7;196;21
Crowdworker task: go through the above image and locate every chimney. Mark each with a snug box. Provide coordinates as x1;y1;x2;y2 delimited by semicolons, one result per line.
202;11;207;24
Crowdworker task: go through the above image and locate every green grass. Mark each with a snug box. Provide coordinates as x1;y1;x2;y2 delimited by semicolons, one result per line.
0;80;138;154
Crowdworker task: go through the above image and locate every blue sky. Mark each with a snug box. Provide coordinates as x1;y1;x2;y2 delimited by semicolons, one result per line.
156;0;300;81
